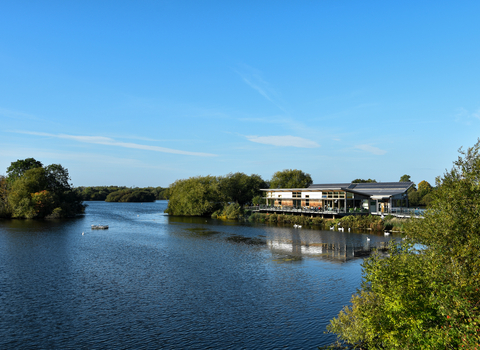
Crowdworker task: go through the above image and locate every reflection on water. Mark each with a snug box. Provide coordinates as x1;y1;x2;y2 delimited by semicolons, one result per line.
0;201;395;349
266;228;396;262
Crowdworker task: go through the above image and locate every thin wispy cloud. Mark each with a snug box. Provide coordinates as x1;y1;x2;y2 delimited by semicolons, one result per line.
455;107;480;125
247;135;320;148
0;107;43;121
355;144;386;155
12;131;217;157
235;65;286;112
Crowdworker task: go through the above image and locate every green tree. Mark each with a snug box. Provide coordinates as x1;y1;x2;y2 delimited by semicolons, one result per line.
219;172;267;205
327;139;480;349
8;167;49;218
5;159;84;218
6;158;43;182
399;174;411;182
417;180;432;193
165;176;222;216
270;169;312;188
0;175;10;217
352;178;377;183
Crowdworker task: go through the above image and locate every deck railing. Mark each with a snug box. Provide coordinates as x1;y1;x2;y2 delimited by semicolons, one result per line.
245;205;426;217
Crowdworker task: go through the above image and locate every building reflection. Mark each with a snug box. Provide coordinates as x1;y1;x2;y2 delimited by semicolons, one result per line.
266;228;383;262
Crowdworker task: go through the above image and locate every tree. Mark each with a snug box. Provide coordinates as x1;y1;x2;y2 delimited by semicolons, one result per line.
352;178;377;183
4;159;84;218
270;169;312;188
8;167;50;218
6;158;43;182
327;139;480;349
399;174;411;182
218;172;267;205
44;164;72;194
417;180;432;193
0;175;10;217
165;176;222;216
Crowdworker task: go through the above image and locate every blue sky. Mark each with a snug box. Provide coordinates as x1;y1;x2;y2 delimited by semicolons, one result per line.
1;1;479;188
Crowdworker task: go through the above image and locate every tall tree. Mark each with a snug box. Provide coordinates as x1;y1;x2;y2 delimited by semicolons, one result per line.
270;169;312;188
4;159;84;218
6;158;43;182
165;176;222;216
219;172;267;205
8;167;52;218
399;174;411;182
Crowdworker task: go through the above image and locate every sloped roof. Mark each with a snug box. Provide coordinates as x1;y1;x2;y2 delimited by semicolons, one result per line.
262;182;413;197
309;182;414;197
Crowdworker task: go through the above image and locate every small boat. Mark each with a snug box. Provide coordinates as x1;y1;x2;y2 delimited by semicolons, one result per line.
91;225;109;230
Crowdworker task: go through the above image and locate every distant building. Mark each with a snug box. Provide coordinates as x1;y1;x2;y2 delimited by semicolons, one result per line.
261;182;414;214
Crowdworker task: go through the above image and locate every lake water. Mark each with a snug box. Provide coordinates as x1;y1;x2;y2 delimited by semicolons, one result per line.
0;201;396;349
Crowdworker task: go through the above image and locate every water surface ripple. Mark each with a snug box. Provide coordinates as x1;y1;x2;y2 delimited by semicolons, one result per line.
0;201;394;349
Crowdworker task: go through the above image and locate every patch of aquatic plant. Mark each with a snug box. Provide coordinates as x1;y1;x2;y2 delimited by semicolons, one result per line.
272;255;303;263
184;227;221;236
336;215;408;232
248;213;325;227
248;212;409;232
226;235;265;245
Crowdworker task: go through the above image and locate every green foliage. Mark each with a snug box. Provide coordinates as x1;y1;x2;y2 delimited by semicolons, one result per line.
105;189;156;202
165;173;268;217
76;186;128;201
408;180;435;208
3;159;84;219
212;203;244;220
247;213;324;227
165;175;222;216
251;195;265;205
218;172;267;205
352;178;377;183
338;215;385;230
417;180;432;193
327;139;480;349
270;169;313;188
0;176;10;217
399;174;411;182
6;158;43;183
8;167;49;218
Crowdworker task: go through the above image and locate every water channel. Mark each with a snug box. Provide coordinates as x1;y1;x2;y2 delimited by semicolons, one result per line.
0;200;399;349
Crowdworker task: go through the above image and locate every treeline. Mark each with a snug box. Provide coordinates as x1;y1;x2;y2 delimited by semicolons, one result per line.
165;169;314;217
0;158;85;219
325;140;480;349
75;186;168;202
165;172;269;216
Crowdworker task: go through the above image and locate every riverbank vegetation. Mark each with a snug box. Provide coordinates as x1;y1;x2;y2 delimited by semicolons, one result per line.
75;186;167;201
246;212;408;232
324;140;480;349
105;188;156;202
164;172;267;216
0;158;84;219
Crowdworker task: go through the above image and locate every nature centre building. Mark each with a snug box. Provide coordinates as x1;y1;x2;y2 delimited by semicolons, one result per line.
261;182;414;216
